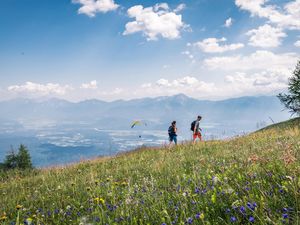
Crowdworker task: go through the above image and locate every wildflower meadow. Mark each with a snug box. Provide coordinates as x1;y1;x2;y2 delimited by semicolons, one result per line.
0;118;299;224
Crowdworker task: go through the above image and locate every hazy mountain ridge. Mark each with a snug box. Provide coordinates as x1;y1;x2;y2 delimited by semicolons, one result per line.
0;94;289;130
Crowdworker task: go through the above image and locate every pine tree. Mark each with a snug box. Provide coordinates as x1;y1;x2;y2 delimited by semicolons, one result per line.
3;149;18;169
278;61;300;115
16;144;33;169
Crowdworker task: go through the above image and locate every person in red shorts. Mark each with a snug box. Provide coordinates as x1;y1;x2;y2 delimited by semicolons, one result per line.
192;116;202;143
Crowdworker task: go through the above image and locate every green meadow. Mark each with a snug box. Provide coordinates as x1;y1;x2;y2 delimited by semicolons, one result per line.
0;118;299;225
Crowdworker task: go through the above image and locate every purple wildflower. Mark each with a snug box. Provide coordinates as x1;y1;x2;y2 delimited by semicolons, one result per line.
230;216;237;222
283;214;288;219
187;217;193;224
240;206;246;214
249;216;255;223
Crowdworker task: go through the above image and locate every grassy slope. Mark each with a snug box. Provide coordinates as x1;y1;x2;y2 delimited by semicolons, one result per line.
0;118;299;225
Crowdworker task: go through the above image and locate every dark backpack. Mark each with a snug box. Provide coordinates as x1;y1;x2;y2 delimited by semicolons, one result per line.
168;126;174;135
191;120;196;131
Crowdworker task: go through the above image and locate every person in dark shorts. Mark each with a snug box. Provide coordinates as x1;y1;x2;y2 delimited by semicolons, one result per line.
168;121;177;145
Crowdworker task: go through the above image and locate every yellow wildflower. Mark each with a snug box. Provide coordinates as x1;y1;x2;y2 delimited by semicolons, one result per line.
200;213;205;220
94;197;105;205
121;181;128;186
99;198;105;205
211;193;217;204
26;218;33;225
16;205;23;210
0;215;7;221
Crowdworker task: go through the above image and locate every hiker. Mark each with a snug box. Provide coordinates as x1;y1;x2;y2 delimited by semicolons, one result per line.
191;116;202;143
168;121;177;145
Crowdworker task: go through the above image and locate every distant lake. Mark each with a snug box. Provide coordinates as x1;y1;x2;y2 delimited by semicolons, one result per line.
0;122;252;167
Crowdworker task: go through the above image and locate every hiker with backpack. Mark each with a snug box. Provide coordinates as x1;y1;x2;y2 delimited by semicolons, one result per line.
168;121;178;146
191;116;202;143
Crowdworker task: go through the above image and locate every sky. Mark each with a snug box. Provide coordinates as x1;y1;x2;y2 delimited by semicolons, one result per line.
0;0;299;102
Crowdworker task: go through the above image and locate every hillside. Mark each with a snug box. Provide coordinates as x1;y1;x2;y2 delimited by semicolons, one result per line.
0;118;299;224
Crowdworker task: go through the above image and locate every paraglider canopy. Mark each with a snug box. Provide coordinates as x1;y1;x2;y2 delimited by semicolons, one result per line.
131;120;147;129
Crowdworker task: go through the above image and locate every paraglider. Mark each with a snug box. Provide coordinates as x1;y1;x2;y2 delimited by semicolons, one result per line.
131;120;147;129
131;120;147;138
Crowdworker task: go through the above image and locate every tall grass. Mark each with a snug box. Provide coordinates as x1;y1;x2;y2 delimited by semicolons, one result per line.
0;119;299;224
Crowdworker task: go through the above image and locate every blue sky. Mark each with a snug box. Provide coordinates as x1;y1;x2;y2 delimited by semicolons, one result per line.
0;0;299;101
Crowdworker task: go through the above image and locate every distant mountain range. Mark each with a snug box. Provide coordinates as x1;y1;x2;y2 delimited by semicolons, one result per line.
0;94;290;131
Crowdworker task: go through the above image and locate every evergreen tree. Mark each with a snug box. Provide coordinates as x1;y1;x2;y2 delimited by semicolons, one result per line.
278;61;300;115
3;149;18;169
16;144;33;169
1;145;33;170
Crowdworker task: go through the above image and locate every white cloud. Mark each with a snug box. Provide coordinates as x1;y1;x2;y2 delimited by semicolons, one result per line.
204;50;298;71
80;80;98;89
295;40;300;47
8;82;73;96
246;24;286;48
153;3;169;12
182;51;194;59
224;17;233;28
235;0;300;30
72;0;119;17
137;70;292;99
193;37;244;53
101;87;123;96
174;3;186;13
224;68;291;95
123;3;186;41
140;76;217;97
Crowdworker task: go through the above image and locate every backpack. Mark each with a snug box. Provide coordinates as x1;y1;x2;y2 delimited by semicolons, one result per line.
191;120;196;131
168;126;174;135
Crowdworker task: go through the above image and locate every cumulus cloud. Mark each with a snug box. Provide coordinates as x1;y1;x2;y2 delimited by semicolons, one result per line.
225;68;290;92
295;39;300;47
246;24;286;48
193;37;244;53
72;0;119;17
8;82;73;96
123;3;186;41
80;80;98;89
224;17;233;27
137;70;292;99
140;76;217;97
235;0;300;30
204;50;298;71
